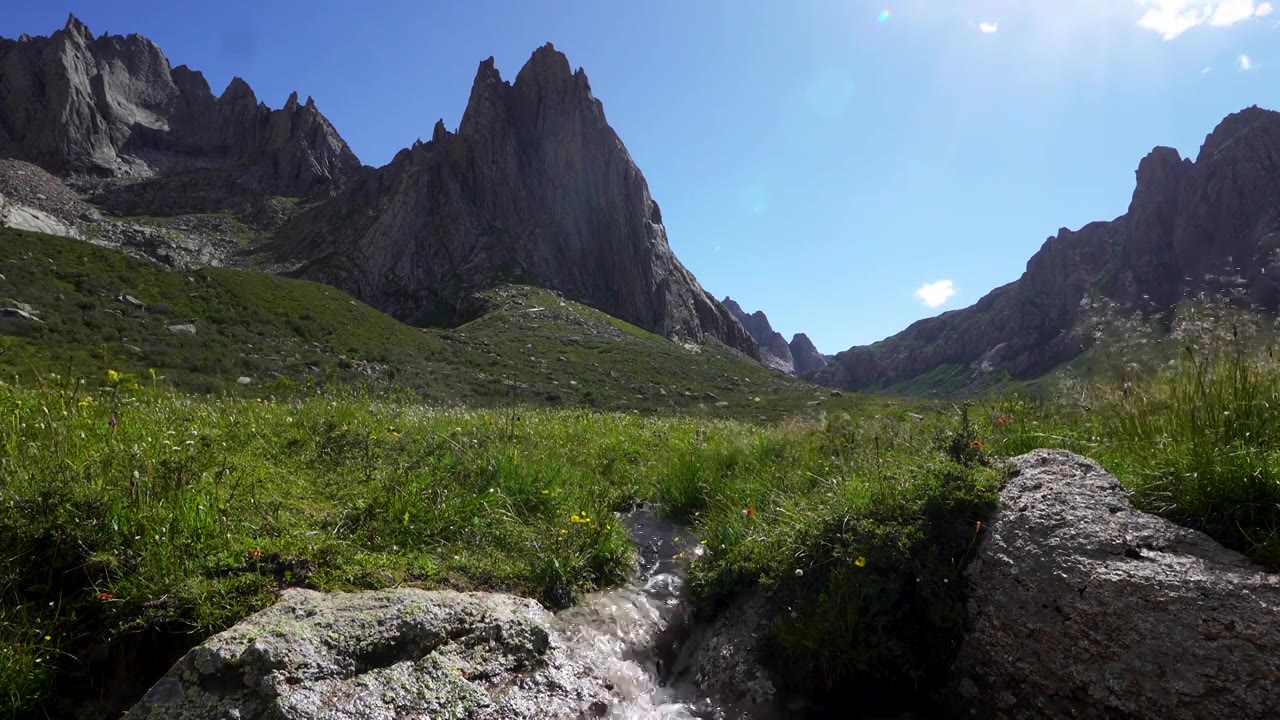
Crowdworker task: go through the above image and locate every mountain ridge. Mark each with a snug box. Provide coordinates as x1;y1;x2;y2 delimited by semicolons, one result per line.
816;105;1280;394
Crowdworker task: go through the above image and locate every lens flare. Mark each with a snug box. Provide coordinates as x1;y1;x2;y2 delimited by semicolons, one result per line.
878;8;891;23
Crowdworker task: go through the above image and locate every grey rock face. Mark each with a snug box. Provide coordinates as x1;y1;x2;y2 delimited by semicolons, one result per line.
166;323;196;335
126;588;612;720
270;45;757;357
0;15;361;197
950;449;1280;719
676;590;777;707
818;106;1280;393
788;333;827;375
722;297;794;373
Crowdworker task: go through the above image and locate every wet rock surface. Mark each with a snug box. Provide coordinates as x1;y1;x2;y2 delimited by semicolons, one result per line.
950;449;1280;720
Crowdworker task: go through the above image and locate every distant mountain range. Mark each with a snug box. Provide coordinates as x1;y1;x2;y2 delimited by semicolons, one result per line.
4;15;1278;395
721;297;828;376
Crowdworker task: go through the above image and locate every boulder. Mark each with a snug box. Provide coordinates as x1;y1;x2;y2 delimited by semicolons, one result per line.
126;588;611;720
950;449;1280;719
0;306;43;330
675;590;777;707
167;323;197;335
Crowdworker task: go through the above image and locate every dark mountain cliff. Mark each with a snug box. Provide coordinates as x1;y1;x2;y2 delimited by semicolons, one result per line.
266;45;756;354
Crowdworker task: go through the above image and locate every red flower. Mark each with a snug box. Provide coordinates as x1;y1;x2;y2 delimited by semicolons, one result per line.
994;416;1011;426
741;506;757;520
96;592;115;602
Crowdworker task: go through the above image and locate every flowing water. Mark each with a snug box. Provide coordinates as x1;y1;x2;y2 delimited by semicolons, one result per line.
555;509;785;720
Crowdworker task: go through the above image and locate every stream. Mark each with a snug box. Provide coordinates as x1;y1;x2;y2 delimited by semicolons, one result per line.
554;509;787;720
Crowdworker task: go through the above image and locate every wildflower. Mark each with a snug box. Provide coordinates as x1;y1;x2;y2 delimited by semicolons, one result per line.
248;547;263;559
741;506;757;520
44;635;51;642
78;398;92;408
855;556;868;568
994;416;1010;426
96;592;115;602
794;568;804;577
106;369;121;383
970;439;984;451
109;415;118;429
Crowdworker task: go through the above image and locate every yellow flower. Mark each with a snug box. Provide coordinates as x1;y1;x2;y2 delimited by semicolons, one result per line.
106;369;121;383
571;514;581;523
43;635;51;642
78;398;91;408
855;556;868;568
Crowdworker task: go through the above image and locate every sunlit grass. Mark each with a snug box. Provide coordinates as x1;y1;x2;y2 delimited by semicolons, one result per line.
0;377;996;716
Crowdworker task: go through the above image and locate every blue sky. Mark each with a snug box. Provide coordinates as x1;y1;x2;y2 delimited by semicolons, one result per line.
4;1;1278;353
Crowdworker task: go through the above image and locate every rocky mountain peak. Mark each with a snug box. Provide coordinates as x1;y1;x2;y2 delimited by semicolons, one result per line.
789;333;828;375
722;298;795;374
0;18;361;200
219;76;258;104
62;13;92;41
270;45;756;357
1198;105;1273;160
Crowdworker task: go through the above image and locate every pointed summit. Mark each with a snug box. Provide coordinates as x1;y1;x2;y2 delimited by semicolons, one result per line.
63;13;91;37
219;76;257;103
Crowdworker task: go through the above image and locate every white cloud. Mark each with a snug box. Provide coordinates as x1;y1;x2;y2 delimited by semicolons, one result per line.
1137;0;1273;38
1240;53;1253;69
915;280;956;309
978;21;999;33
1202;66;1213;72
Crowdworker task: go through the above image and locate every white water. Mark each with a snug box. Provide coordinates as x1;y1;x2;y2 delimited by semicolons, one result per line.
555;509;759;720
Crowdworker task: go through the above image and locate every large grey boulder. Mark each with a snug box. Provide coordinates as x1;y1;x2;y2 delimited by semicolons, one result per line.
950;449;1280;719
126;588;611;720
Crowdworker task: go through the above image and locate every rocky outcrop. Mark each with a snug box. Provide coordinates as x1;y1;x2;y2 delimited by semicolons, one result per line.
949;449;1280;719
127;588;613;720
675;589;778;707
269;45;756;355
722;297;795;372
817;106;1280;394
0;15;361;198
788;333;827;375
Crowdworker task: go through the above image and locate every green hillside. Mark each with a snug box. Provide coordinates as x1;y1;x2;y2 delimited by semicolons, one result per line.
0;228;860;421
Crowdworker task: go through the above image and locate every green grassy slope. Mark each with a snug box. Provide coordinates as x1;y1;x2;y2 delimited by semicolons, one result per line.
0;228;865;421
